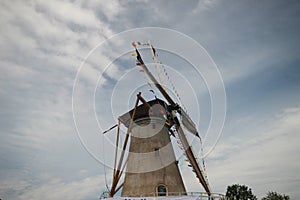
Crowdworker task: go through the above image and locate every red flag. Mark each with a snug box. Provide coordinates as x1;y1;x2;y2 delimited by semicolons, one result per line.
159;109;165;114
132;42;137;47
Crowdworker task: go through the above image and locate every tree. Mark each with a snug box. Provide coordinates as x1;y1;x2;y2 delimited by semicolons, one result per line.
261;191;290;200
226;184;257;200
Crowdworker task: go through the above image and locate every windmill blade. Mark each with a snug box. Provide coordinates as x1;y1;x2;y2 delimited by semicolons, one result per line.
134;47;175;105
180;108;199;137
133;43;213;198
134;46;200;138
174;120;212;196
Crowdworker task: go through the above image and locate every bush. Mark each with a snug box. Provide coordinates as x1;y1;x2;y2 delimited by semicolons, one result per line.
225;184;257;200
261;191;290;200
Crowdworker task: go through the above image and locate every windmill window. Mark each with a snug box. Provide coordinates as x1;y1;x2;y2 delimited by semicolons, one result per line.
154;148;159;156
156;184;168;196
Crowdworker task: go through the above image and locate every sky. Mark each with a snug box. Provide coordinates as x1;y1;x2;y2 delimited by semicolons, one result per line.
1;0;300;199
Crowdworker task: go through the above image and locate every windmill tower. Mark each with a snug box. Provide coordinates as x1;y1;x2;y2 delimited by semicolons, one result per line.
107;42;214;198
120;97;187;197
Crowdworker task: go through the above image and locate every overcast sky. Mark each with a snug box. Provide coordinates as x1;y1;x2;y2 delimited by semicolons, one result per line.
1;0;300;200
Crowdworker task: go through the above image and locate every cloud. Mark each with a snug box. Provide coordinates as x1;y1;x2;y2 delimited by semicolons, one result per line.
35;0;100;28
0;1;115;199
0;170;106;200
203;106;300;198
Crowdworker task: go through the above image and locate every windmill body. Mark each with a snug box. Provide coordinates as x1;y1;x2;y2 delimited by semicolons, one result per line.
119;99;186;197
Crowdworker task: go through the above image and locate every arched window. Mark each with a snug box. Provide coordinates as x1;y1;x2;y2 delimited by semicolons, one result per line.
156;184;168;196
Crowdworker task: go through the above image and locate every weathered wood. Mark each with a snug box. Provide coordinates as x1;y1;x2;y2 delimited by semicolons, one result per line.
110;95;140;197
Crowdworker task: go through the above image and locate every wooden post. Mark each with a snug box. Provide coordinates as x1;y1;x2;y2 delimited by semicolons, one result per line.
113;120;121;179
110;94;140;197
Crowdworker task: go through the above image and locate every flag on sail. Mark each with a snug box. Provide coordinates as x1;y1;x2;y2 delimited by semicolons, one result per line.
132;41;147;47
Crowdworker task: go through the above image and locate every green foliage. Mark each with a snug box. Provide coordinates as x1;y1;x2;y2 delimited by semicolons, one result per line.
225;184;257;200
261;191;290;200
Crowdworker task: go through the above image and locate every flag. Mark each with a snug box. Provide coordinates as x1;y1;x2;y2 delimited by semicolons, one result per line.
131;42;137;47
159;109;165;114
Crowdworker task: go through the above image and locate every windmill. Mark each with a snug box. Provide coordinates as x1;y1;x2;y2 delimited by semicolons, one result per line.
103;42;222;199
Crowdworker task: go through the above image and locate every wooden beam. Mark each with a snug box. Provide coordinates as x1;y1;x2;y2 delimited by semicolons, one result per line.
113;120;121;179
137;92;151;109
116;156;129;183
175;124;212;196
135;48;175;106
110;94;140;197
114;182;124;196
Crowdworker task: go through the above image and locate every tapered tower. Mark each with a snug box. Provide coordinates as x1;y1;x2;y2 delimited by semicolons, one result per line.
119;99;186;197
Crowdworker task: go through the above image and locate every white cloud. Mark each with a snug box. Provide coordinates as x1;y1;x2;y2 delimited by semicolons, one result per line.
35;0;100;28
83;0;123;21
205;106;300;198
0;171;105;200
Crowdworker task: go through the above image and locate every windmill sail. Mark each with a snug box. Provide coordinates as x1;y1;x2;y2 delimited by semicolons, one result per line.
133;44;212;197
180;108;199;137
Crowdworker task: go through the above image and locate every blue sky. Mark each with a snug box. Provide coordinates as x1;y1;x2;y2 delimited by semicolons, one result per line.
1;0;300;199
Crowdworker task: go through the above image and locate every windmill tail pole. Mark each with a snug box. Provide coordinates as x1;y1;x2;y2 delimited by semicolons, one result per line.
102;124;118;134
